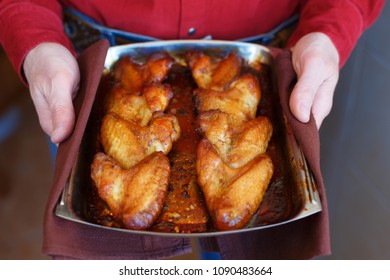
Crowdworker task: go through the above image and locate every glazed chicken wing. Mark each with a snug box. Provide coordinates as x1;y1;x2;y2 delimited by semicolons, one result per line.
195;73;261;121
113;52;174;93
100;112;180;169
143;83;173;113
186;52;242;90
196;139;274;230
105;83;173;126
197;110;273;168
91;152;170;230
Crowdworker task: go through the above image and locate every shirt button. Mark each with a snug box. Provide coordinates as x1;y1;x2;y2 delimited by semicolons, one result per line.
188;27;196;36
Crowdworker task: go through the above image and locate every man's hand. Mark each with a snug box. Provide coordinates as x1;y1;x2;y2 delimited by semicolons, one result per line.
290;32;340;129
23;42;80;144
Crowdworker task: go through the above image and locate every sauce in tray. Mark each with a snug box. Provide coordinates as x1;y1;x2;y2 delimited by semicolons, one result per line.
151;64;209;233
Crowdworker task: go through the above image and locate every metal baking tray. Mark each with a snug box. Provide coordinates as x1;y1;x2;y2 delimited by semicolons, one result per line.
55;40;322;237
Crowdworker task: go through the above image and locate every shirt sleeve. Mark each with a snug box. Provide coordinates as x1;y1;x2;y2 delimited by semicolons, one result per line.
0;0;75;82
287;0;385;67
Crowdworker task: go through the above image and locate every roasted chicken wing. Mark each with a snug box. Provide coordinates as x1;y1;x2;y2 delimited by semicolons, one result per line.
91;152;170;230
196;139;274;230
194;73;261;121
186;52;242;90
105;83;173;126
197;110;273;168
100;112;180;169
113;52;174;93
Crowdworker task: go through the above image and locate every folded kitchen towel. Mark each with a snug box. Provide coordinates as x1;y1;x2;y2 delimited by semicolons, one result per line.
43;40;330;259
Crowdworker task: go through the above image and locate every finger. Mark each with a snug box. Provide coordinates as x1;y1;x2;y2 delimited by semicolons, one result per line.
50;101;75;144
47;75;76;144
28;86;55;136
289;56;324;123
311;75;338;128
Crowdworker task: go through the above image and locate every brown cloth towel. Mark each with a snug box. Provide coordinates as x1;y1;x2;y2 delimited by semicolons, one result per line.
43;40;330;260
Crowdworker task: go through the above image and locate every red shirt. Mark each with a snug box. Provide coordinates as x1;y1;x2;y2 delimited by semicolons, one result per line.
0;0;385;80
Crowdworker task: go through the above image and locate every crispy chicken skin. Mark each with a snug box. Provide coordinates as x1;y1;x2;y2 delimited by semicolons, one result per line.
143;83;173;113
100;112;180;169
193;59;273;230
91;152;170;230
197;110;273;169
196;139;274;230
186;52;242;90
194;73;261;121
92;51;275;232
105;83;173;126
113;52;174;93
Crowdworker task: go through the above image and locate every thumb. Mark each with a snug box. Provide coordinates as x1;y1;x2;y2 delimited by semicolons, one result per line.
289;55;323;124
289;33;340;128
50;101;75;144
23;42;80;143
48;76;77;144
